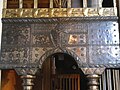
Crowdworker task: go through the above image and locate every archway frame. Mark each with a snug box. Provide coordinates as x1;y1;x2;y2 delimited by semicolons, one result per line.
38;47;84;68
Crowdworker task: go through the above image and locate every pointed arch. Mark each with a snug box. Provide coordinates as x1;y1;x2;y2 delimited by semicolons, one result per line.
38;48;84;68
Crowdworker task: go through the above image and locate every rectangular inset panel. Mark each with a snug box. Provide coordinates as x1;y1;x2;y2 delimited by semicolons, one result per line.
32;33;53;47
88;21;119;45
2;24;31;46
34;24;56;31
67;47;87;63
63;22;88;33
31;47;52;63
1;47;30;63
89;46;120;65
61;33;87;46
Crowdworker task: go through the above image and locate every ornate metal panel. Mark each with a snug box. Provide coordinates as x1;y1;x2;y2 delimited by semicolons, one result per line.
1;47;30;63
88;21;119;45
2;24;31;46
1;24;31;68
0;17;120;69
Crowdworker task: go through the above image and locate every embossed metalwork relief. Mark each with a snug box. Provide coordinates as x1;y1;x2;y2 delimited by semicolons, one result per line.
1;24;31;67
2;24;30;46
3;8;117;18
3;0;117;18
1;17;120;69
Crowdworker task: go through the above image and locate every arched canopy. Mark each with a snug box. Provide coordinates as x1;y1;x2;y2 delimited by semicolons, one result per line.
38;48;84;68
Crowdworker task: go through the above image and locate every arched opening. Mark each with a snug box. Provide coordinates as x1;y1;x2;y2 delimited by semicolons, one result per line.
33;53;87;90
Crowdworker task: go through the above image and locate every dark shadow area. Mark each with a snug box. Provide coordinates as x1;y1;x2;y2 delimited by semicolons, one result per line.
102;0;113;7
38;0;49;8
7;0;19;8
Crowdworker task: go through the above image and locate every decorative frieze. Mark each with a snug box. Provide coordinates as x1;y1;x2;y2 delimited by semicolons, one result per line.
3;8;117;18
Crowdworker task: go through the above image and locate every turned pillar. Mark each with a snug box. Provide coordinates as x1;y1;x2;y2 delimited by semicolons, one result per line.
87;74;100;90
81;68;105;90
15;67;38;90
21;75;35;90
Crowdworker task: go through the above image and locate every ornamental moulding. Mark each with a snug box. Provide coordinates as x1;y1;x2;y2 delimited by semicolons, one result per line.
3;8;117;18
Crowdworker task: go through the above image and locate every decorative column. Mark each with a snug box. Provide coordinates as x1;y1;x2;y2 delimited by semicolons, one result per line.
81;68;105;90
87;74;100;90
67;0;71;8
50;0;53;8
3;0;7;9
21;75;35;90
34;0;38;8
113;0;117;16
113;0;116;7
59;0;62;8
99;0;103;7
15;67;38;90
83;0;87;8
19;0;23;8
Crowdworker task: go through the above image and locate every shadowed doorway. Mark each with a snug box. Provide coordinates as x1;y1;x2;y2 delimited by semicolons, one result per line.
33;53;87;90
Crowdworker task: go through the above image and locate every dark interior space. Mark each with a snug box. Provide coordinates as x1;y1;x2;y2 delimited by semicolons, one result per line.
33;53;88;90
102;0;113;7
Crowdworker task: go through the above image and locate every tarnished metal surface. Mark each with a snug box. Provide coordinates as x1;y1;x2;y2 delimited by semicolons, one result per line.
0;17;120;69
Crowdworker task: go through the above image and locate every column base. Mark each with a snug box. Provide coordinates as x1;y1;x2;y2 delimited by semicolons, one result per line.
21;75;35;90
87;74;100;90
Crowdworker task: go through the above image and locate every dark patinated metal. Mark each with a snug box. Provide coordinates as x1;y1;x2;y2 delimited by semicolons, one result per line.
1;17;120;70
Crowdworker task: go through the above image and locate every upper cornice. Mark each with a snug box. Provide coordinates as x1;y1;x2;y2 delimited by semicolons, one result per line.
3;0;118;18
3;8;117;18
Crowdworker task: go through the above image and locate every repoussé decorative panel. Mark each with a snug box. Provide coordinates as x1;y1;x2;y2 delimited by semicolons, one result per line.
1;17;120;69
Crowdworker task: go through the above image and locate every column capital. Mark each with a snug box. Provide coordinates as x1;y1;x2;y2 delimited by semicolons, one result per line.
81;68;105;75
15;67;38;76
